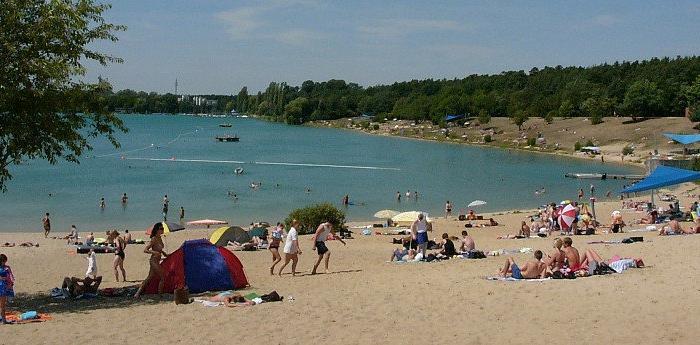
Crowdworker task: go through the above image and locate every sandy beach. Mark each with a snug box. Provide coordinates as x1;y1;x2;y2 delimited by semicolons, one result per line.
2;185;699;345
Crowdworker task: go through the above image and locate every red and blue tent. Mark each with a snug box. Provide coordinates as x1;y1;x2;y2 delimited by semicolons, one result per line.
144;239;248;294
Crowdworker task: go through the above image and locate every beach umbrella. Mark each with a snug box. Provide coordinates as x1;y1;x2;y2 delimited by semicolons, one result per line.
392;211;429;223
560;200;572;205
146;221;185;236
468;200;487;207
558;204;577;230
248;226;268;238
186;219;228;228
374;209;400;219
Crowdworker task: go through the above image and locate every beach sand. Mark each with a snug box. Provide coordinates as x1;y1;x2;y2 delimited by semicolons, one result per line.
1;187;700;344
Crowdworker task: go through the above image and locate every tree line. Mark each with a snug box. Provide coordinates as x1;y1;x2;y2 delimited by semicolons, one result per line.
106;56;700;126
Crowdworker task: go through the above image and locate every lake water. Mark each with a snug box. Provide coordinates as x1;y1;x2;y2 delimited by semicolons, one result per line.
0;114;636;232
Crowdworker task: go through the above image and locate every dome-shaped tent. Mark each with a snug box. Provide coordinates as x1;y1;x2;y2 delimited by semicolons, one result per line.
144;239;248;294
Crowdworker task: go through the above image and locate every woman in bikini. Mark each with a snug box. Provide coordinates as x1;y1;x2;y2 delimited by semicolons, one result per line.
134;224;168;298
110;230;127;282
269;223;285;275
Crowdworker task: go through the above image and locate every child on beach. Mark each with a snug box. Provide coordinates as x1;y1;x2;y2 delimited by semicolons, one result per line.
85;249;97;279
0;254;15;324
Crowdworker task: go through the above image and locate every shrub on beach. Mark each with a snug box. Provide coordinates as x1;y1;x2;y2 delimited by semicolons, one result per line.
483;134;493;143
622;145;634;156
285;203;346;235
574;141;582;151
585;139;595;147
372;124;380;130
527;137;537;147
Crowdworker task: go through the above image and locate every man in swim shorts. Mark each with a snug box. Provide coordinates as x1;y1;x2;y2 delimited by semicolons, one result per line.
311;222;346;274
498;250;545;279
411;213;431;259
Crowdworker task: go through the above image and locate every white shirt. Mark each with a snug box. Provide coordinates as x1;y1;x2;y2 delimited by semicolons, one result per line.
283;227;299;254
415;219;427;233
85;252;97;277
316;224;331;242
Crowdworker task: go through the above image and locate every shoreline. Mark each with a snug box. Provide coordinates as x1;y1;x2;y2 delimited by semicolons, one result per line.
306;117;648;169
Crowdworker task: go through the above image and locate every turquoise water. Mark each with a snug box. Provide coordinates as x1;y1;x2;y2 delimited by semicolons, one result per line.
0;114;635;232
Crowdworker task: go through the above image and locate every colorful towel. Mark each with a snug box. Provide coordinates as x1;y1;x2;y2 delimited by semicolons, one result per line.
4;312;52;324
486;276;551;282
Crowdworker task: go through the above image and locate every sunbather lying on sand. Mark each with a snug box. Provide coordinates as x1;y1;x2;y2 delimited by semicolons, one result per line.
2;242;39;247
498;250;546;279
202;291;253;306
62;276;102;298
659;219;696;235
390;248;421;262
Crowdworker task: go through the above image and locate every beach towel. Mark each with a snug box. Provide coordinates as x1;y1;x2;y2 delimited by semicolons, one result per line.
487;276;551;281
4;312;52;324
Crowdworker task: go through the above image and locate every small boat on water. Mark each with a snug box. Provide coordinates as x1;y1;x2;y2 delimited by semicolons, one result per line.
219;123;232;127
215;135;239;142
234;167;244;175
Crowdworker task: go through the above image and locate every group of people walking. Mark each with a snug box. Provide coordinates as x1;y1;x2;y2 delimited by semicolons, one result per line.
269;220;346;277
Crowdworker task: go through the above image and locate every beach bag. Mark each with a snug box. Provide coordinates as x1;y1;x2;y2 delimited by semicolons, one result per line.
458;215;466;221
174;286;190;305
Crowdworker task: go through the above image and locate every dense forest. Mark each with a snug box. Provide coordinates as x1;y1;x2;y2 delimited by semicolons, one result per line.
106;56;700;125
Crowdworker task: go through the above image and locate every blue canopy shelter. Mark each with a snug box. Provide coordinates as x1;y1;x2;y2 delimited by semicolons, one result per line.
445;114;465;122
663;133;700;145
621;166;700;206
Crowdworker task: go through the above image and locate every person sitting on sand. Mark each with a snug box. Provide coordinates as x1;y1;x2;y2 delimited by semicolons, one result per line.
459;230;475;252
66;225;79;244
62;276;102;298
390;247;409;262
639;210;658;225
488;218;499;226
498;250;546;279
123;230;133;244
610;211;625;233
518;221;531;238
435;233;456;259
543;238;565;271
561;237;585;272
466;209;477;221
85;232;95;246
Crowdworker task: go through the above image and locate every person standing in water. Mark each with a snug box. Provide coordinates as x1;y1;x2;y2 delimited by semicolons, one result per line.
99;197;106;210
310;222;346;275
121;193;128;205
179;207;185;222
396;191;401;202
42;213;51;238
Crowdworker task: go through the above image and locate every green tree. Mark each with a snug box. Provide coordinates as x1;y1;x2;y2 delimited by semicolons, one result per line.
0;0;126;190
283;97;310;124
582;96;615;125
477;109;491;125
682;76;700;120
558;100;575;118
235;86;248;113
622;80;663;119
285;203;346;235
511;110;529;131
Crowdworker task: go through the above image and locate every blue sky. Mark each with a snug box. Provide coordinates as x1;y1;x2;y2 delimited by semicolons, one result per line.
86;0;700;94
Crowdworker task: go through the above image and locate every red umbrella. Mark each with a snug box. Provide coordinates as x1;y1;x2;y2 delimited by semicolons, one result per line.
558;204;577;230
